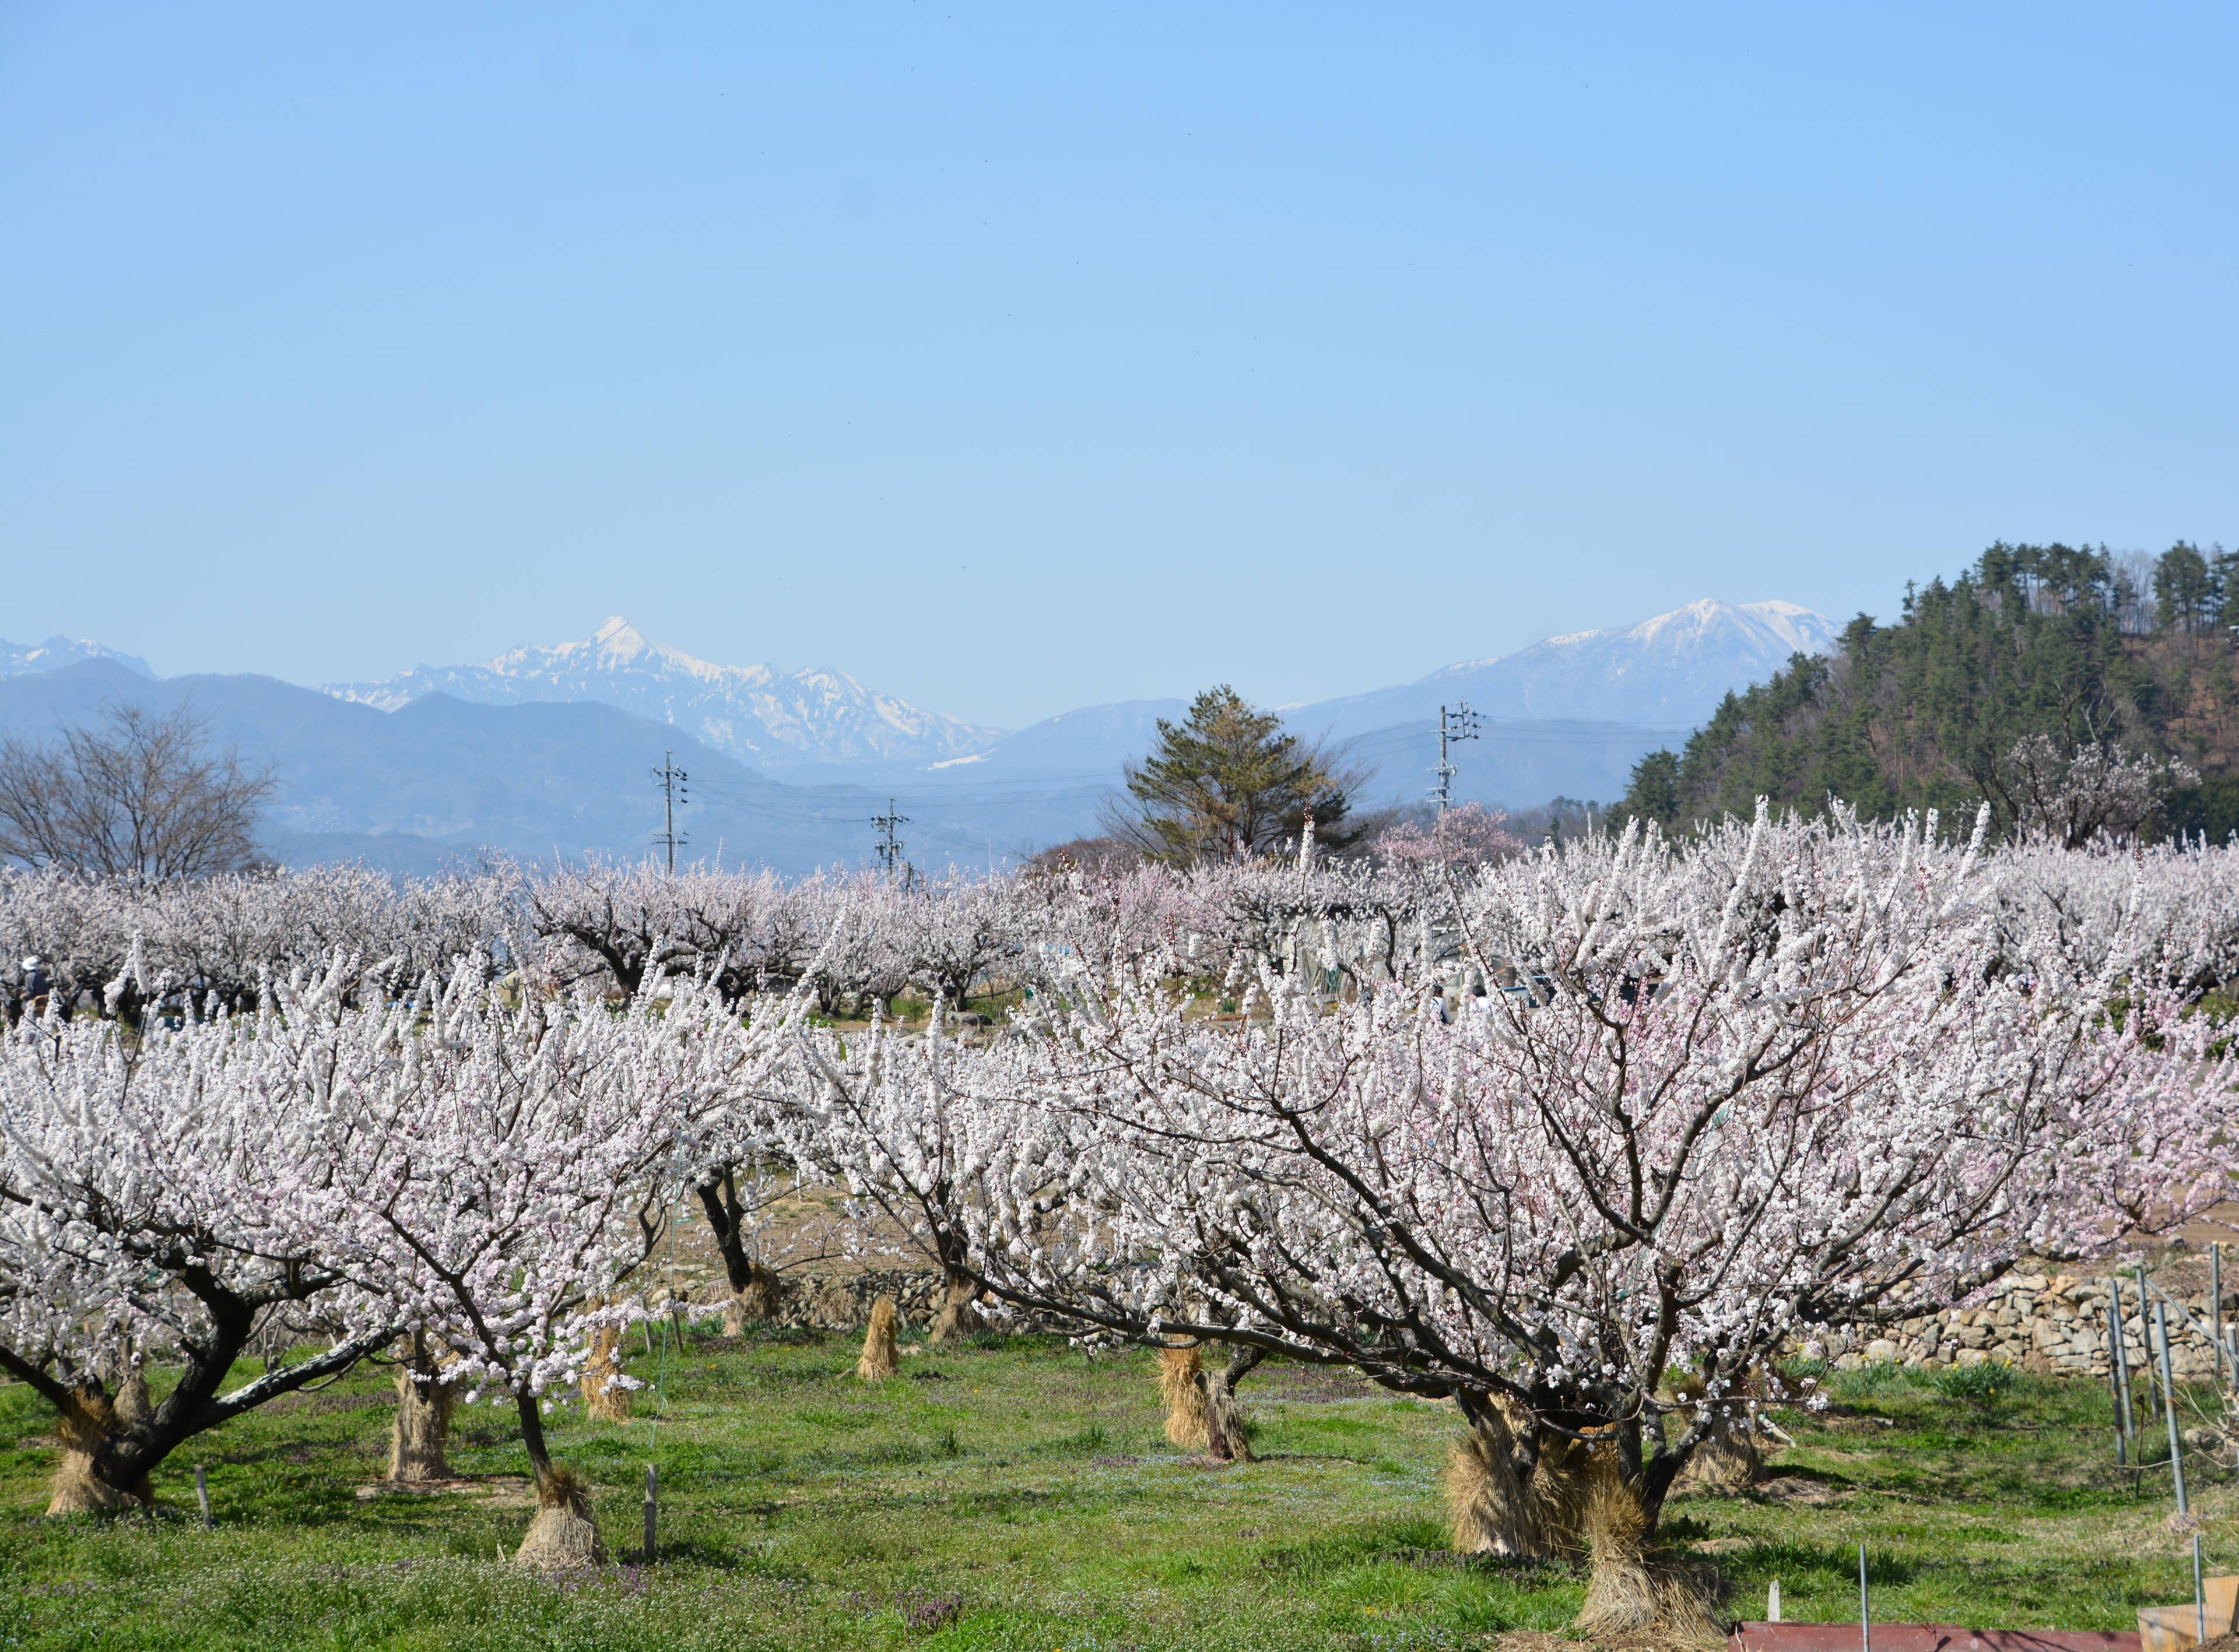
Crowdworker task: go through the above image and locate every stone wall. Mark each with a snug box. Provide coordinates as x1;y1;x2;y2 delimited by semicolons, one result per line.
1816;1267;2235;1383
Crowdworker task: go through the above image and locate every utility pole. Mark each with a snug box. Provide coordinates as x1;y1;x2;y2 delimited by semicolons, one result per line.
872;797;910;878
1430;702;1481;814
652;750;689;874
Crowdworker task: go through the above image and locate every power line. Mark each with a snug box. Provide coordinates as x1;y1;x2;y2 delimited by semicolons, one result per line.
652;750;690;874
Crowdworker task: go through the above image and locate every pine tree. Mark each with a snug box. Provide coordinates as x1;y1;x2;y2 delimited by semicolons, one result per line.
1108;687;1353;863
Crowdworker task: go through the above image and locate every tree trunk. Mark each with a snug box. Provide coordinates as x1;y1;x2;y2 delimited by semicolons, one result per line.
511;1389;606;1570
581;1323;631;1423
387;1334;456;1483
928;1270;987;1343
1202;1365;1252;1463
697;1171;782;1334
47;1383;153;1516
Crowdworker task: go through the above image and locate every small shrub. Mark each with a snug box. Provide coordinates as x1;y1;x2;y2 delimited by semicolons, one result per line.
1936;1360;2016;1410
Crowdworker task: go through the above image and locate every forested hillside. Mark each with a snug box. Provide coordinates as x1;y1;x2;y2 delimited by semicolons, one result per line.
1620;542;2239;839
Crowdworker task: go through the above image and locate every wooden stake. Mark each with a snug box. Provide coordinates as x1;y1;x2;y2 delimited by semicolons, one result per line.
643;1462;657;1563
194;1464;212;1527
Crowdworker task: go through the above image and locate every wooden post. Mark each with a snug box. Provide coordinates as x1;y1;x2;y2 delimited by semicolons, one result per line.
2156;1301;2188;1517
643;1462;657;1563
194;1464;212;1528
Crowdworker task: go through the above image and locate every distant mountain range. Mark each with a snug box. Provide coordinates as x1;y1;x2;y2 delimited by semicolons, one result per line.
327;618;999;772
1294;600;1837;738
1;635;154;680
0;599;1836;871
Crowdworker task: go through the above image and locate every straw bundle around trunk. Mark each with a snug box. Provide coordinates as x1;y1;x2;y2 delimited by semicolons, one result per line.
45;1386;150;1516
857;1296;900;1381
929;1271;987;1343
1159;1347;1212;1450
1157;1346;1252;1461
720;1263;782;1334
1573;1444;1722;1645
1444;1398;1588;1559
514;1466;606;1571
114;1366;152;1433
388;1367;457;1482
1676;1403;1763;1494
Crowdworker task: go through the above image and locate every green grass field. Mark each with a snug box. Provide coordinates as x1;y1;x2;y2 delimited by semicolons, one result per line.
2;1328;2231;1650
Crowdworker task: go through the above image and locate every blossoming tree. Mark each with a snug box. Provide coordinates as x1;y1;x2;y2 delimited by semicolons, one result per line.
787;805;2238;1631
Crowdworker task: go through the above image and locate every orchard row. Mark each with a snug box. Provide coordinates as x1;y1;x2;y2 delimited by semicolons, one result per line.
4;804;2235;1622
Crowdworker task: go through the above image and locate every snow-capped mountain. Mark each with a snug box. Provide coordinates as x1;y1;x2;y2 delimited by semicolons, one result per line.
325;617;1002;771
1;635;154;680
1299;599;1838;741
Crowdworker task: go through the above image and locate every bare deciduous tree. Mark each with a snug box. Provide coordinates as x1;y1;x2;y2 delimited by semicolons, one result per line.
0;704;275;883
1985;733;2196;849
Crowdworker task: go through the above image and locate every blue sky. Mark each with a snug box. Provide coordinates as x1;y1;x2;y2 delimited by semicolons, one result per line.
3;3;2234;727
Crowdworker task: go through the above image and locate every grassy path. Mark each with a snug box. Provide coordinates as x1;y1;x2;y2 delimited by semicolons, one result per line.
1;1331;2230;1650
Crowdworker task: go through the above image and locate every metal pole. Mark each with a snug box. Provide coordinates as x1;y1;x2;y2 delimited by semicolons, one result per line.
1437;707;1450;814
2145;1269;2164;1423
2157;1301;2189;1517
643;1462;657;1563
1859;1543;1871;1652
194;1463;212;1527
2112;1278;2138;1443
2217;1245;2229;1388
2106;1298;2129;1466
2195;1533;2206;1646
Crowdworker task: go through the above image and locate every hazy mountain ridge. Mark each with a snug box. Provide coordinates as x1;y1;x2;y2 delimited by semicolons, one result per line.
326;617;1003;771
0;662;907;877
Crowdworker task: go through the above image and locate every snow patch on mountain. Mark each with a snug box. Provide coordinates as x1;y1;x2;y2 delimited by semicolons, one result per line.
326;618;1003;770
1415;599;1839;724
1294;599;1838;745
1;635;156;680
